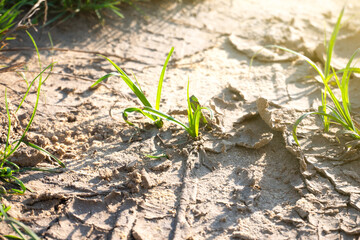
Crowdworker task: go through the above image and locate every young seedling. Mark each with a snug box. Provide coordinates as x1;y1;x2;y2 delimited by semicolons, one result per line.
0;32;64;239
1;32;64;195
142;79;213;138
253;7;360;145
91;47;174;128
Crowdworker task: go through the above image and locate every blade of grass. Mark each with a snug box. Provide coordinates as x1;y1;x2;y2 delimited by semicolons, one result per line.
293;111;353;145
23;141;65;168
266;45;325;79
155;47;174;110
3;89;11;163
96;57;153;107
143;106;190;131
26;31;42;73
122;107;157;126
324;7;344;78
15;63;54;114
191;106;213;137
0;204;40;240
6;65;54;158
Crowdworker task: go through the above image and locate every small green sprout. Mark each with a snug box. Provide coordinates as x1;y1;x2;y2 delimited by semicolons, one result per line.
142;79;213;138
253;7;360;145
1;32;64;197
92;47;174;128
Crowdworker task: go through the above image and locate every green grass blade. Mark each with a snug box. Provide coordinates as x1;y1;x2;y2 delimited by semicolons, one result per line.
193;110;201;137
111;9;124;18
3;235;24;239
9;176;26;194
266;45;325;79
26;31;42;73
331;67;353;128
192;107;213;137
324;7;344;78
186;78;193;124
0;205;24;239
327;104;343;122
190;95;208;125
122;107;158;126
144;153;168;159
103;57;153;107
131;72;144;94
15;63;55;114
22;141;65;168
328;67;360;79
155;47;174;110
5;67;49;158
293;111;350;146
341;48;360;102
3;88;11;165
90;72;120;88
323;81;346;120
143;106;190;132
3;160;20;171
2;208;40;240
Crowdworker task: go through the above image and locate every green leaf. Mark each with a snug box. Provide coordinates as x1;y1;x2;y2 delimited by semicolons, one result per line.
122;107;158;126
23;141;65;168
324;7;344;78
102;57;153;107
264;45;325;80
143;106;190;132
293;111;350;146
155;47;174;110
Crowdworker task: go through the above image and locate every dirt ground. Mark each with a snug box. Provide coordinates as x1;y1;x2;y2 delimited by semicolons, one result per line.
1;0;360;239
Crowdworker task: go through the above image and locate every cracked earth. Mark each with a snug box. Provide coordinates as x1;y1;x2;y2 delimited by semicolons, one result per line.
1;0;360;239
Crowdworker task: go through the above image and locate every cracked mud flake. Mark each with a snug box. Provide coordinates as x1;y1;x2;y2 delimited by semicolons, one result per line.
66;197;117;230
229;34;298;62
47;216;106;240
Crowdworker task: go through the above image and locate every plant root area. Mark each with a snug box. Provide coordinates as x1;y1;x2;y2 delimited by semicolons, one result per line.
2;0;360;239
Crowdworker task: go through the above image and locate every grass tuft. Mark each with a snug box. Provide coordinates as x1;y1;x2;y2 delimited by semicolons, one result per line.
253;7;360;146
92;47;174;128
142;78;213;138
92;47;213;138
1;32;64;239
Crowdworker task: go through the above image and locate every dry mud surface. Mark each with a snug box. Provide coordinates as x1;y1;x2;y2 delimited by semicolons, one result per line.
2;0;360;239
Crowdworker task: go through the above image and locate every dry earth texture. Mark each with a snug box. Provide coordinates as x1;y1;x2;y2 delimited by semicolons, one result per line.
1;0;360;239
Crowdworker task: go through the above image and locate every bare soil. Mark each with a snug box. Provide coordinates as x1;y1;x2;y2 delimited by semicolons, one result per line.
1;0;360;239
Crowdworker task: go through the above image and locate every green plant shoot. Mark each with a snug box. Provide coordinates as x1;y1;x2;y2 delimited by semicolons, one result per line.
142;79;213;138
253;7;360;146
91;47;174;128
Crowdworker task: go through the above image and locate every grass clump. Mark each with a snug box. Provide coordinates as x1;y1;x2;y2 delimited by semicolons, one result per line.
92;48;213;138
34;0;132;25
0;32;64;239
92;47;174;128
143;79;213;138
257;7;360;145
0;1;25;42
4;0;136;27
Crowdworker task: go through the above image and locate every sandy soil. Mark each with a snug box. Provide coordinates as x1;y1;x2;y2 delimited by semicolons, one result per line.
1;0;360;239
